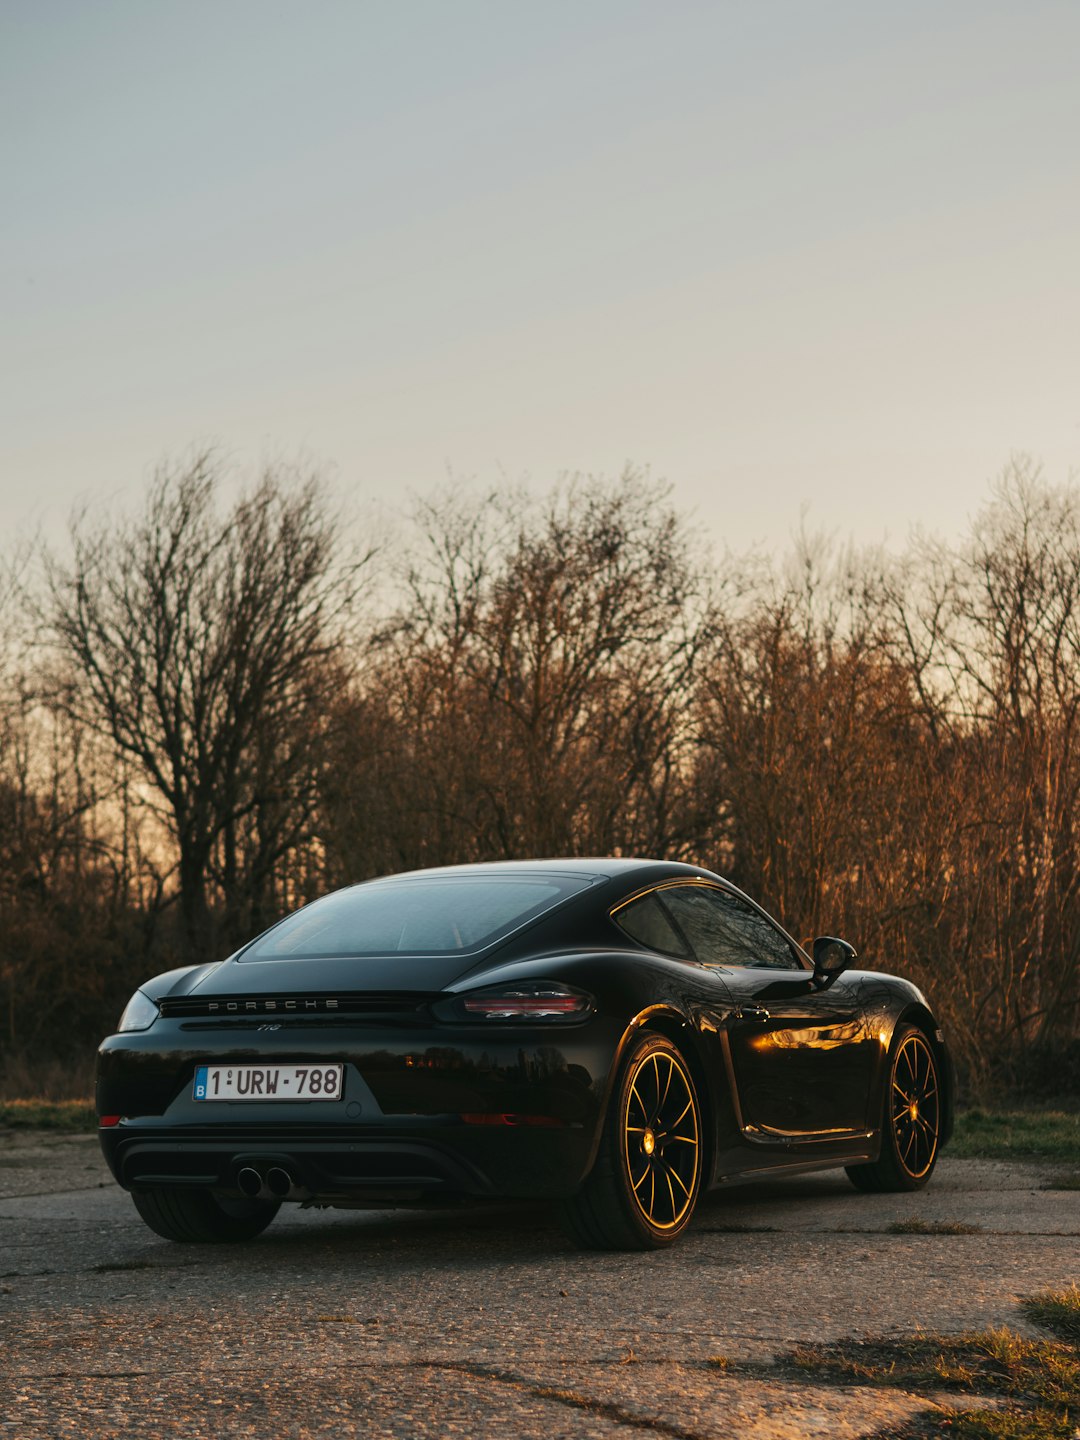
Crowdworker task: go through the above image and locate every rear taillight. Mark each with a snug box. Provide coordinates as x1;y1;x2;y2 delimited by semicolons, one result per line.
437;982;594;1023
98;1115;121;1128
463;993;585;1018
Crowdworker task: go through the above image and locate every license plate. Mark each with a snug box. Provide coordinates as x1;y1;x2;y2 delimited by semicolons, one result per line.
193;1064;344;1102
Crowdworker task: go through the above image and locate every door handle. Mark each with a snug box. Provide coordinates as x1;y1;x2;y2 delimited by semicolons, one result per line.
733;1005;771;1022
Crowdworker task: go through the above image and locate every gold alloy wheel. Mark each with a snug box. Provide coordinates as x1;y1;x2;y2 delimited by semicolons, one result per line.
623;1048;700;1230
891;1031;940;1180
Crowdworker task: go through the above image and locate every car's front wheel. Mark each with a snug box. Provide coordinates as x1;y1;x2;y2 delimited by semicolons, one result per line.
846;1025;942;1193
132;1188;281;1243
563;1031;703;1250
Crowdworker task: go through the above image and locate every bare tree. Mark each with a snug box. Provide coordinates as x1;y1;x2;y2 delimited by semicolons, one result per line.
322;471;705;875
46;453;370;952
692;532;915;929
940;461;1080;1057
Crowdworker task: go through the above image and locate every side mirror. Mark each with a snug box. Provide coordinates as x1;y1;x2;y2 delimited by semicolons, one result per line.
812;936;858;985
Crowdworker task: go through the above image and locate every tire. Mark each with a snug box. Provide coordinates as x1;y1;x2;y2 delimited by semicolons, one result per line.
132;1188;280;1243
563;1031;703;1250
846;1025;942;1193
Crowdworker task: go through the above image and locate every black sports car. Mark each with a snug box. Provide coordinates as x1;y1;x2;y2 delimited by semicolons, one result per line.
98;859;953;1249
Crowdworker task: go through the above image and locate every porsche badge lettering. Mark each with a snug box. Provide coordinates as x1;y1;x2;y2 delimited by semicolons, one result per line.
205;999;340;1013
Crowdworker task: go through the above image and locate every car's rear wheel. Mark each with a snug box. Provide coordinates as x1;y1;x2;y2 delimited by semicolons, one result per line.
132;1188;281;1243
563;1031;703;1250
846;1025;942;1193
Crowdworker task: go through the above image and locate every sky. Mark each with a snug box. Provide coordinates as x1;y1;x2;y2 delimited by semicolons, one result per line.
3;0;1079;555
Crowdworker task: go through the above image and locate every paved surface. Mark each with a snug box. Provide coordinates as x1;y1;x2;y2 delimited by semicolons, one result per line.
1;1132;1078;1438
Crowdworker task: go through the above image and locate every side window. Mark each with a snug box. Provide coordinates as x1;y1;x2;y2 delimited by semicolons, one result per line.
613;893;691;958
658;886;800;970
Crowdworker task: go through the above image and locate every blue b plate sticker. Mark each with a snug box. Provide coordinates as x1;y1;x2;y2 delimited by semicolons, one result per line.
194;1065;208;1099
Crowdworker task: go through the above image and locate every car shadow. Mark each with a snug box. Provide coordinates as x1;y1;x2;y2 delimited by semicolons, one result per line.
163;1166;865;1267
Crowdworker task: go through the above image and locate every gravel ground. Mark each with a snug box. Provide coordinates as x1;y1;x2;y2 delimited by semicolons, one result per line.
1;1132;1077;1438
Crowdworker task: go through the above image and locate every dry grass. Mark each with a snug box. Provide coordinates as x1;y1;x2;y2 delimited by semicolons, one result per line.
0;1052;95;1102
784;1290;1080;1440
928;1412;1079;1439
1022;1286;1080;1346
952;1108;1080;1163
0;1099;96;1131
790;1327;1078;1406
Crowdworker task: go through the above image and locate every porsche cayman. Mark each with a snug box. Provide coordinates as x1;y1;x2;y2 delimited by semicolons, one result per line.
97;858;953;1249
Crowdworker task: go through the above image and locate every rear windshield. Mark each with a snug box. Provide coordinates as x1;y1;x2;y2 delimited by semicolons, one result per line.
242;873;596;959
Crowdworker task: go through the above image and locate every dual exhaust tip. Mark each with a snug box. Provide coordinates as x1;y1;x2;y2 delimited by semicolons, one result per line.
237;1164;293;1199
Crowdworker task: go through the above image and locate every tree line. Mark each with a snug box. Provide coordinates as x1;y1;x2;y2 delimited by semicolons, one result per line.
1;452;1077;1097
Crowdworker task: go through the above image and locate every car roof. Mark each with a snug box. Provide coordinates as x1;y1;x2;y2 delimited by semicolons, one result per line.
362;857;718;884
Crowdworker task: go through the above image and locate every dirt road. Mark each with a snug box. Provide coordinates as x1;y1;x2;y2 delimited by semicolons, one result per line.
1;1132;1077;1437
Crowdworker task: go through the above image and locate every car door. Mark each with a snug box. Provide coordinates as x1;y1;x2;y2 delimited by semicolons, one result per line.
656;883;877;1148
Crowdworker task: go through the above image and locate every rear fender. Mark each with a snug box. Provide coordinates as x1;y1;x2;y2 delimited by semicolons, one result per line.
584;1004;723;1188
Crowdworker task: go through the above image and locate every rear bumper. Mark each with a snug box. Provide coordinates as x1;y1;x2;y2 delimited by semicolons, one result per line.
97;1017;618;1202
99;1119;592;1202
